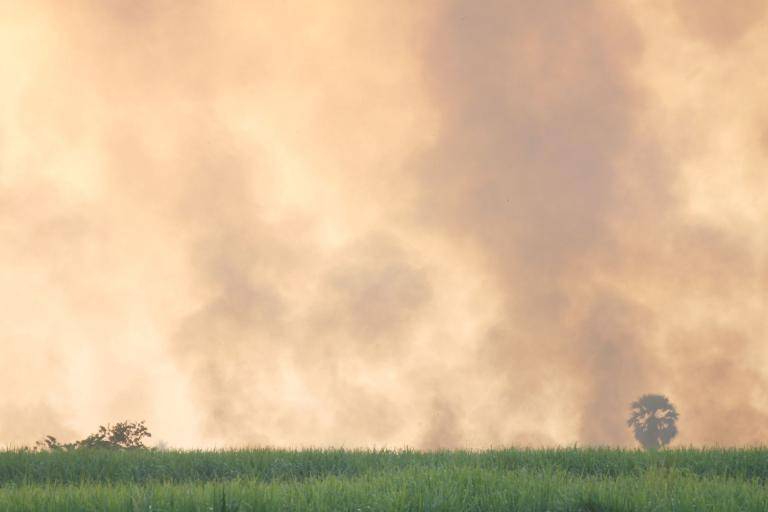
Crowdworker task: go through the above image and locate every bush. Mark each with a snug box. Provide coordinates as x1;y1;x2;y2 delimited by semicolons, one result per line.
36;421;152;451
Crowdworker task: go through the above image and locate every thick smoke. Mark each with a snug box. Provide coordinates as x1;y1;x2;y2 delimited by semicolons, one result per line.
415;0;655;446
0;0;766;448
673;0;767;47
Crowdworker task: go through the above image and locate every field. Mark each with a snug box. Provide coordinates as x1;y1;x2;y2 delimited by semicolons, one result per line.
0;447;766;511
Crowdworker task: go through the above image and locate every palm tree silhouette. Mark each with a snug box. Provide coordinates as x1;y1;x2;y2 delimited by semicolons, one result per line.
627;394;678;450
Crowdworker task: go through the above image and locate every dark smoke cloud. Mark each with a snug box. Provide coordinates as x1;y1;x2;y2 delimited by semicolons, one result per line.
668;326;768;444
576;293;654;445
673;0;767;47
310;234;432;358
413;0;768;447
421;399;462;450
170;139;289;442
416;0;656;445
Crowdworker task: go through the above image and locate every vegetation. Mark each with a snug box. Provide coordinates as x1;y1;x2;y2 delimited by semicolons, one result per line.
0;447;767;510
628;394;679;450
0;412;760;510
35;421;151;452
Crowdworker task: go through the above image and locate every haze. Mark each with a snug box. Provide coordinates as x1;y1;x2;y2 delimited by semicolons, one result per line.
1;0;766;448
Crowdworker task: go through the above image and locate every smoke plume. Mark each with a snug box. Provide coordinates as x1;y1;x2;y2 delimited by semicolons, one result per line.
1;0;766;448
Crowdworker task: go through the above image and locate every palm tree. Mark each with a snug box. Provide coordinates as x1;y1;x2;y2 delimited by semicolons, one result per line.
627;394;678;450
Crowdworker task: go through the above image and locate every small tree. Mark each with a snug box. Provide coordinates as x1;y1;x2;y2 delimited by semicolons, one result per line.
36;421;152;451
627;394;678;450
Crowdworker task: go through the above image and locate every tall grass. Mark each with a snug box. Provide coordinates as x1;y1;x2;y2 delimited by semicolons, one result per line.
0;447;766;511
1;466;767;511
0;446;766;484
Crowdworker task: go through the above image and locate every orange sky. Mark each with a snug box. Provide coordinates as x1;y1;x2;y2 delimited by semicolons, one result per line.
0;0;766;448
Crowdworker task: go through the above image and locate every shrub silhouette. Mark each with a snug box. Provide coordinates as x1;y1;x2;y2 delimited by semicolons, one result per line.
627;394;678;450
36;421;151;451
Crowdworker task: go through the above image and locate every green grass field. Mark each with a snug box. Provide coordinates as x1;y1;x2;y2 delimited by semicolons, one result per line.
0;447;766;511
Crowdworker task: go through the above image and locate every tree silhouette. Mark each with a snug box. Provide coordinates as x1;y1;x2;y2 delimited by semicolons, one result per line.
36;421;151;451
627;394;678;450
